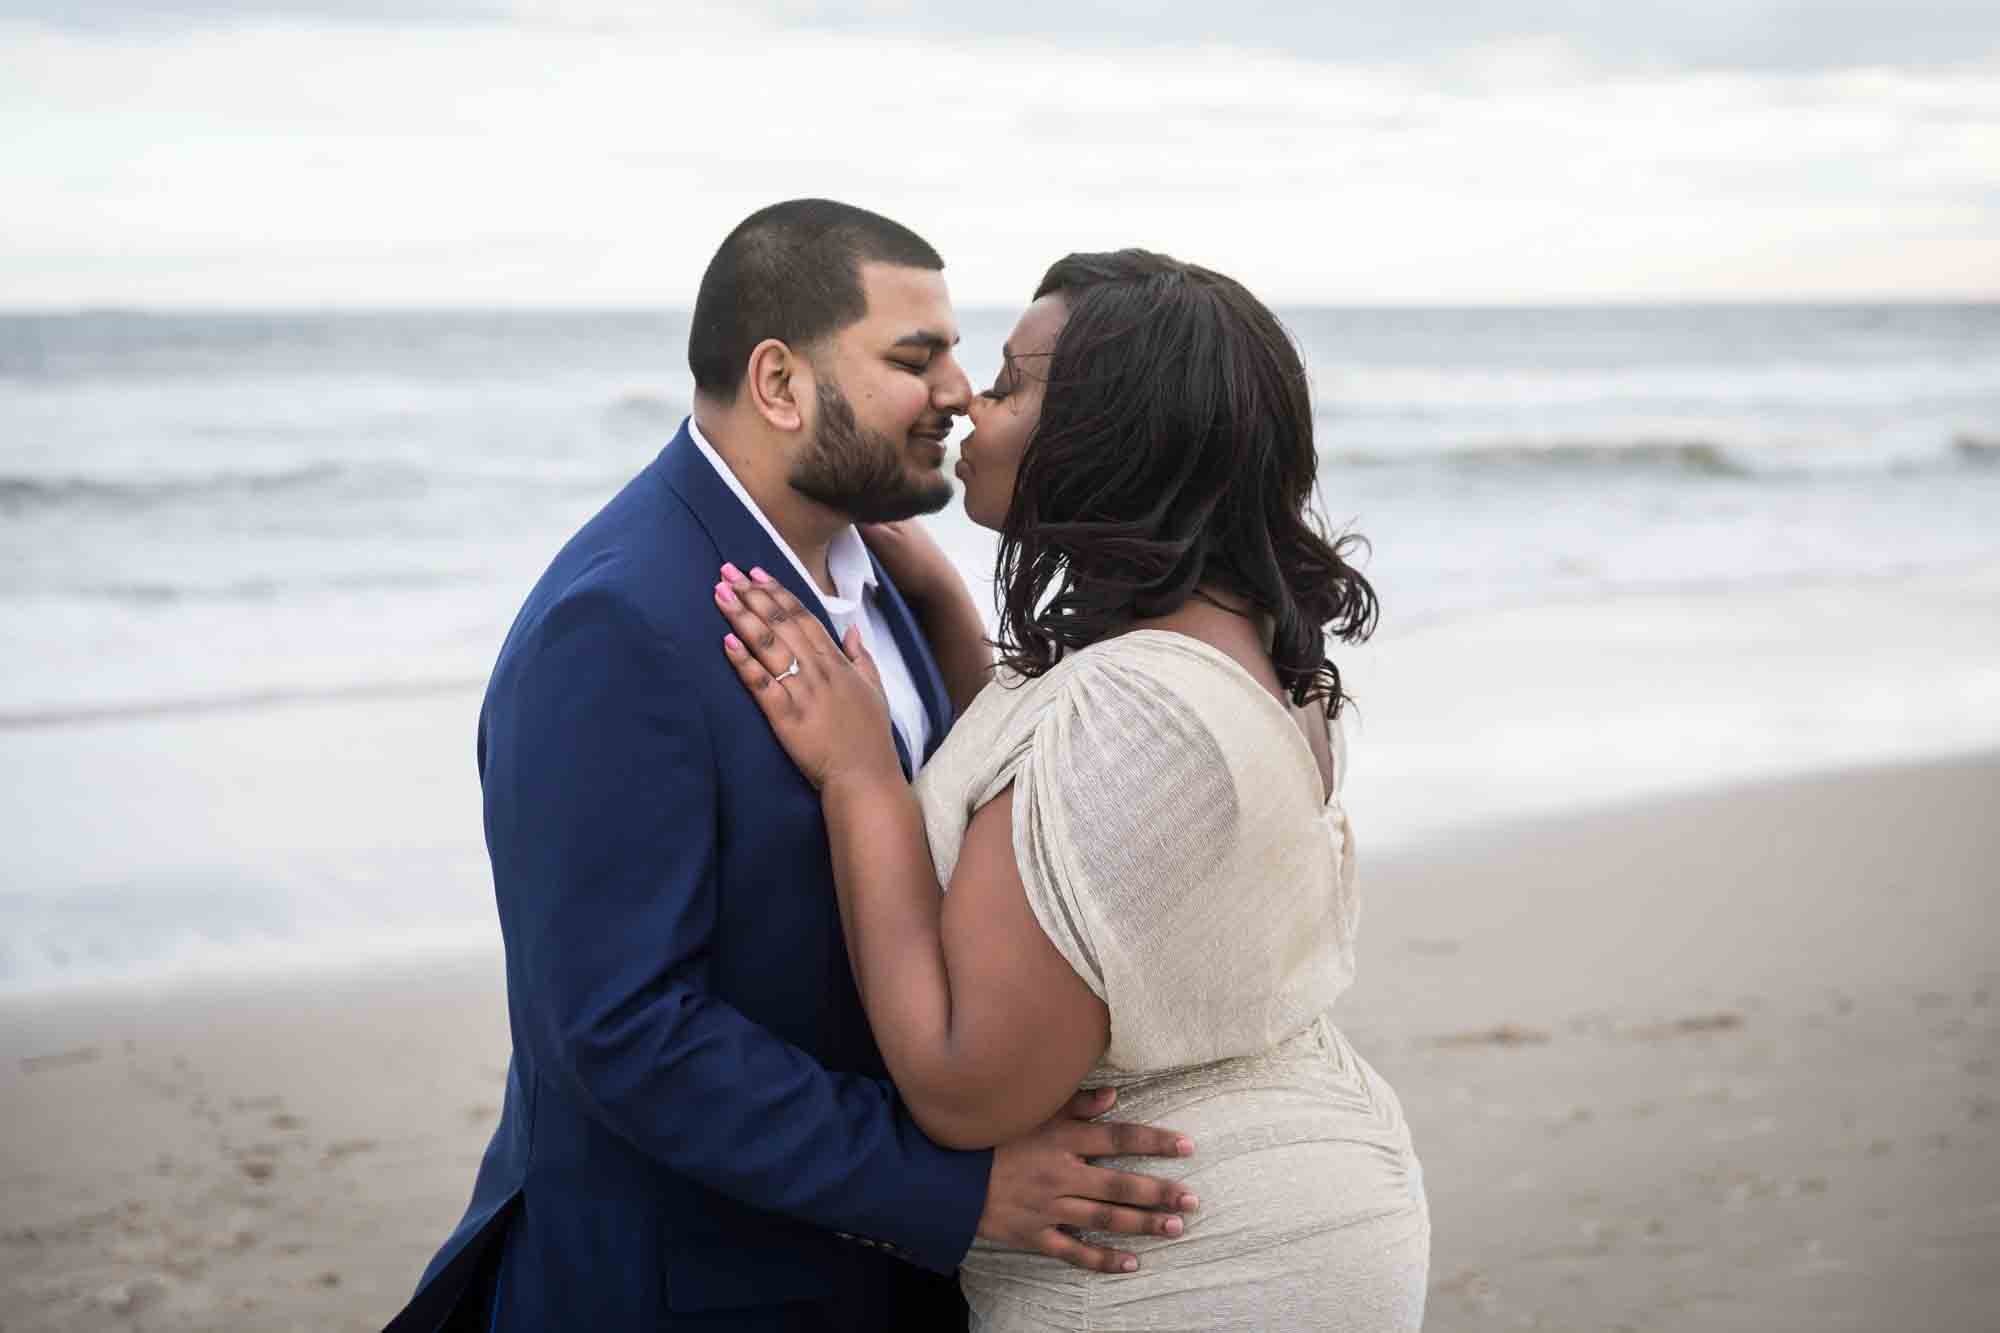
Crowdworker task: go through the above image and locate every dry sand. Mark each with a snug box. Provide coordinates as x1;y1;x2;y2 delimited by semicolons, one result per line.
2;752;1995;1331
1341;750;2000;1332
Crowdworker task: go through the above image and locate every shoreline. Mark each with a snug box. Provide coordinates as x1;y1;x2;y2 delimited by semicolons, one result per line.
4;751;1996;1330
7;558;1999;1000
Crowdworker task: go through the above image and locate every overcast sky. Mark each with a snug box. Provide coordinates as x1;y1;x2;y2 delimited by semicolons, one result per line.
5;1;1997;307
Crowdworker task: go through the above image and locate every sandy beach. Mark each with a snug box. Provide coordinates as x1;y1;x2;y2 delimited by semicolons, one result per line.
3;749;1993;1331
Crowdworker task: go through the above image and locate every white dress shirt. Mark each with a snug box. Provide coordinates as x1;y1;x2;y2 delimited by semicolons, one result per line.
686;417;933;768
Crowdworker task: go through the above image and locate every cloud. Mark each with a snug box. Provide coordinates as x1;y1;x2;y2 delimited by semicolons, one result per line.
10;0;2000;73
1;15;1994;306
762;0;2000;74
0;0;505;30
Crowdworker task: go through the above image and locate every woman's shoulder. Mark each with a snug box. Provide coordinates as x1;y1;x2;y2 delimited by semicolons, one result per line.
1077;628;1291;720
959;629;1283;752
1074;630;1338;814
1023;628;1260;692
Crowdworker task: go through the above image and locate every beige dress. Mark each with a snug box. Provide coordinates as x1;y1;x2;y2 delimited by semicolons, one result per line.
915;630;1429;1332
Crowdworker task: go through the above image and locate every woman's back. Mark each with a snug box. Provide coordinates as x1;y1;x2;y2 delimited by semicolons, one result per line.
915;630;1429;1331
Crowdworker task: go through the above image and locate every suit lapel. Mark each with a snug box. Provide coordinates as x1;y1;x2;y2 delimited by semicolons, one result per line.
654;421;840;644
654;421;951;777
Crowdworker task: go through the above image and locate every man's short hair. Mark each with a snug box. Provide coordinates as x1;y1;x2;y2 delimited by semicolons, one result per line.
688;199;945;400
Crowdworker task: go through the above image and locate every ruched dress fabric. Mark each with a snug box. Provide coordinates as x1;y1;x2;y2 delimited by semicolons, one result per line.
914;630;1429;1332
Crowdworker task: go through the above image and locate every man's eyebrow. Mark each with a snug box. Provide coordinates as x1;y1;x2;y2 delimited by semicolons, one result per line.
892;330;959;351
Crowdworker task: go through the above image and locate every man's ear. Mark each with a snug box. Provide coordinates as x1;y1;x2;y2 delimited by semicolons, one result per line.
746;339;807;433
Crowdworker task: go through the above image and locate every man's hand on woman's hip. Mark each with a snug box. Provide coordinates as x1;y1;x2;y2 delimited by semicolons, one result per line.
979;1087;1199;1274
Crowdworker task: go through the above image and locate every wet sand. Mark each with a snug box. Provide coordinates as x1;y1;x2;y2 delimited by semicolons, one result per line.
3;752;1996;1331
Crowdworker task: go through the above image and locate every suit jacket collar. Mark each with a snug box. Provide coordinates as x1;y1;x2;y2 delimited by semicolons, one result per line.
651;421;954;772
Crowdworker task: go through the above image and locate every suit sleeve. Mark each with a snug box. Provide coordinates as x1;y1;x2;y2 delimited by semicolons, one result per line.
485;588;991;1273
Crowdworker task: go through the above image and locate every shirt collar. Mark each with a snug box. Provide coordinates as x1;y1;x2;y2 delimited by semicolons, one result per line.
685;416;879;612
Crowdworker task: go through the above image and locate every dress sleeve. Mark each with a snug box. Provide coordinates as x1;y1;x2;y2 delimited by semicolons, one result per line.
982;654;1243;1067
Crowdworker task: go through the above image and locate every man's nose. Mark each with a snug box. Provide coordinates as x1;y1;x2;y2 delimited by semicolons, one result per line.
932;357;972;414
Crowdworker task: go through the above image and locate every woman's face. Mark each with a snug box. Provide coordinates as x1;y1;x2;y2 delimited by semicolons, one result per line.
957;293;1067;531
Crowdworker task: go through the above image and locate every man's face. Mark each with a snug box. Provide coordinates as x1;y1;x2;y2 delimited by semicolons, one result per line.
788;262;970;524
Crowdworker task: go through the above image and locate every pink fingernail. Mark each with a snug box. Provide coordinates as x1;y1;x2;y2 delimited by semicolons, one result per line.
721;562;746;583
1176;1138;1195;1157
715;582;738;607
724;634;743;654
1121;1257;1138;1273
749;566;774;585
1162;1216;1184;1237
1180;1194;1200;1212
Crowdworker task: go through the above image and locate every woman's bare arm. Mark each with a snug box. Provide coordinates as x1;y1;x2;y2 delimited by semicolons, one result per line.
820;777;1109;1149
860;520;994;715
713;569;1108;1149
908;574;995;717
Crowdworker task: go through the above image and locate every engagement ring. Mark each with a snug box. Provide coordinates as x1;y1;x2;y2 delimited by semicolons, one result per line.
776;659;802;681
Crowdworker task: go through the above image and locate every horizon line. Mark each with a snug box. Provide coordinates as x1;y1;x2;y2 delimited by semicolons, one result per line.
5;294;1998;317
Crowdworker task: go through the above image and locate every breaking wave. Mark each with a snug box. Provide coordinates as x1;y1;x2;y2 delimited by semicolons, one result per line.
1325;434;1998;478
0;462;409;513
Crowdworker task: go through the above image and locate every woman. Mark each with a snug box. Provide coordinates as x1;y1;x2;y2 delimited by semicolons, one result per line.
713;250;1428;1330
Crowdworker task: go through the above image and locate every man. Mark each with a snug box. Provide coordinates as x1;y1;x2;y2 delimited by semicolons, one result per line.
385;200;1194;1332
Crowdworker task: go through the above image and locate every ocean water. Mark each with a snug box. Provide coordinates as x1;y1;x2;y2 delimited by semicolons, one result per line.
4;304;1998;991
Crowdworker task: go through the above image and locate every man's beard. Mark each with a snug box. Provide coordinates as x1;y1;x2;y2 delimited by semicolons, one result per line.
789;377;953;524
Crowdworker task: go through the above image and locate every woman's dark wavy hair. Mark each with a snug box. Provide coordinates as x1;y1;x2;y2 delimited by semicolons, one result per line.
994;249;1378;716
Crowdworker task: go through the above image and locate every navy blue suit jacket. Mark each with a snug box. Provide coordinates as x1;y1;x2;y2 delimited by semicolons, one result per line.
386;423;992;1330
